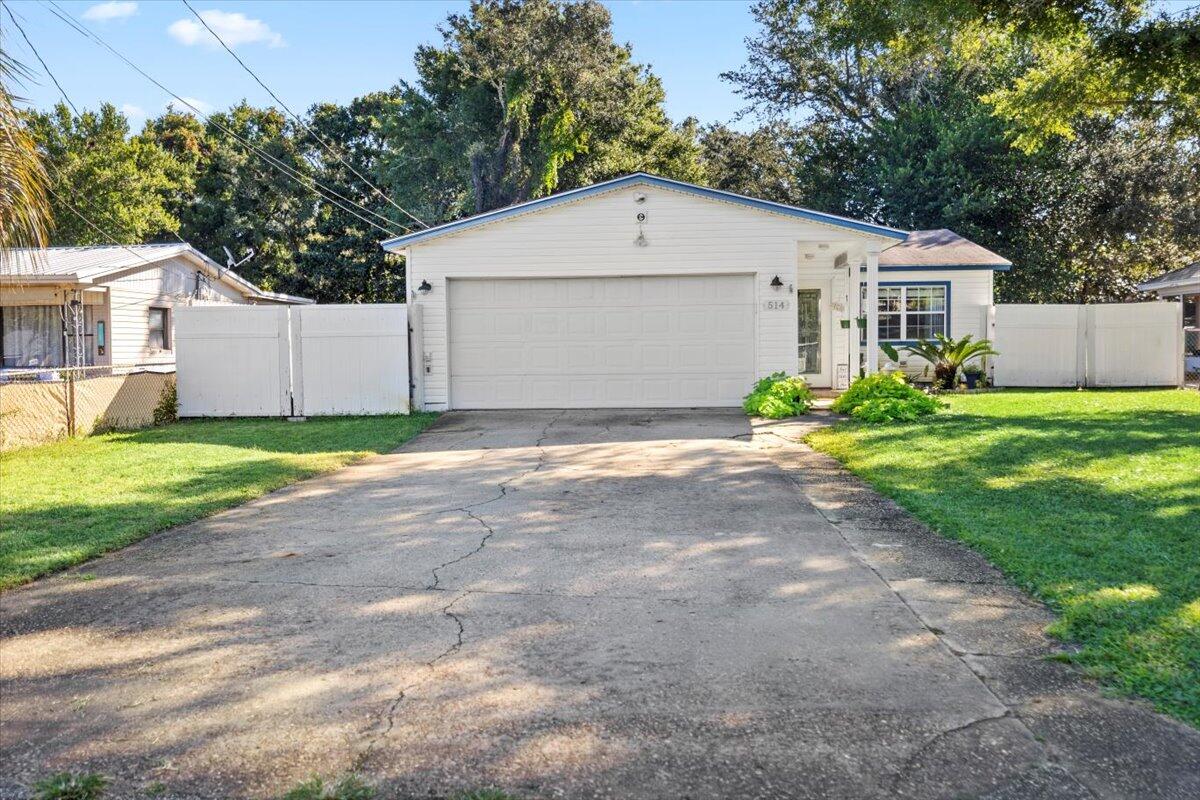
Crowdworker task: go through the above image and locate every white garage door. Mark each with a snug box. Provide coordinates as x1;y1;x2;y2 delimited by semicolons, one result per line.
448;275;755;408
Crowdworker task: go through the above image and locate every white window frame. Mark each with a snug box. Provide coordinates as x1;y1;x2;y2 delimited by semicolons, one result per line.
148;306;170;351
860;282;949;343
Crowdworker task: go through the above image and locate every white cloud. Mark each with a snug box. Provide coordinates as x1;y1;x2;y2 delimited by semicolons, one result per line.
176;96;214;114
82;1;138;21
120;103;146;121
168;10;284;49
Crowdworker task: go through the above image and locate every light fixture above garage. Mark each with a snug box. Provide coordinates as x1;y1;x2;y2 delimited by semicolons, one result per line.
770;275;784;288
417;280;432;293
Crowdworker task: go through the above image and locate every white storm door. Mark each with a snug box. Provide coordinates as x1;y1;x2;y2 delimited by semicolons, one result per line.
796;279;832;387
447;275;756;408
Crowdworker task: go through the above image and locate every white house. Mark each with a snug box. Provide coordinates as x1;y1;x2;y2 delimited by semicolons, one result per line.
1138;261;1199;328
0;244;311;369
382;173;1011;410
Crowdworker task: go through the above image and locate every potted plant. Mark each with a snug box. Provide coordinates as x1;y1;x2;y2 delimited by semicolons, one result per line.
962;363;983;390
899;334;999;390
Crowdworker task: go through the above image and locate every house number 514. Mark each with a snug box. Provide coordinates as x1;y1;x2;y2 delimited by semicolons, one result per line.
763;300;790;311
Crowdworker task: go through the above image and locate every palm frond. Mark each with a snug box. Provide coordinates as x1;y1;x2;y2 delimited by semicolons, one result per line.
0;53;52;257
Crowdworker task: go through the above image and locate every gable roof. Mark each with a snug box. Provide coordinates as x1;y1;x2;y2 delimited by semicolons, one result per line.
1137;261;1200;294
878;229;1012;271
380;172;909;251
1;244;313;304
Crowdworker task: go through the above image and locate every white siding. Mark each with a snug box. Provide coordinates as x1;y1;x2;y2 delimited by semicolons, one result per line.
408;185;888;409
106;255;246;364
866;268;995;374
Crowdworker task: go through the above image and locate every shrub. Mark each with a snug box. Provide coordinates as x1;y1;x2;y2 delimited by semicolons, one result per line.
152;378;178;426
32;773;108;800
850;395;942;423
742;372;814;419
832;372;943;423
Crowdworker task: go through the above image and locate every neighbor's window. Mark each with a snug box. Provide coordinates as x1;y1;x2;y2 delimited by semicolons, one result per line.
861;284;947;342
148;307;170;350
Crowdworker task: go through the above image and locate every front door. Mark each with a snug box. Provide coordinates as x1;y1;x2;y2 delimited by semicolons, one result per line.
797;281;831;387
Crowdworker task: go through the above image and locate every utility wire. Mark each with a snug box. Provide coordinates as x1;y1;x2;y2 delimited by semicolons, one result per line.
8;4;189;249
179;0;427;230
40;0;412;238
4;4;78;116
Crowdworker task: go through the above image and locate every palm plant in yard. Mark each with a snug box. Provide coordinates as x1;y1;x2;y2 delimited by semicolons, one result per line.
0;52;52;256
893;334;999;389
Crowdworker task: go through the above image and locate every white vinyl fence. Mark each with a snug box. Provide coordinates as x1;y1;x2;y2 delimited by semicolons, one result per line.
990;302;1183;388
176;304;412;417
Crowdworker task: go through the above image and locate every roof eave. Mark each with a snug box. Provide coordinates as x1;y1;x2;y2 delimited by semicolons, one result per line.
380;173;909;251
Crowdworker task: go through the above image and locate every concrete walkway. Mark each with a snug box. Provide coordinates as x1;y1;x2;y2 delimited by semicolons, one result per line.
2;410;1197;799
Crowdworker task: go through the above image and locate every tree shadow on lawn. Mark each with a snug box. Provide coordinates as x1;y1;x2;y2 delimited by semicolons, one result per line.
0;415;439;588
814;407;1200;723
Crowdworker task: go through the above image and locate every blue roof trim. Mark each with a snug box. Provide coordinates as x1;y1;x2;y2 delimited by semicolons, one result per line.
379;173;908;250
873;263;1012;272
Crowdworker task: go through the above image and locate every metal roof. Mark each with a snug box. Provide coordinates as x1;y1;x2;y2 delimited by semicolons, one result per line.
1138;261;1200;294
380;172;909;250
877;229;1012;271
1;244;313;304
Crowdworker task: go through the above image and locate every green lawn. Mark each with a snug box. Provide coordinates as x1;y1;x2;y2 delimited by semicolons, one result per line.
807;389;1200;726
0;414;438;590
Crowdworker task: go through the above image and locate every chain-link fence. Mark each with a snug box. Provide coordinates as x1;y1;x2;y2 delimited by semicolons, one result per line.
1186;328;1199;389
0;363;176;451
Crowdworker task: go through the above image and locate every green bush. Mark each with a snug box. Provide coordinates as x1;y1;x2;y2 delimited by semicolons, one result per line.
152;378;178;426
32;773;108;800
832;372;942;423
742;372;814;419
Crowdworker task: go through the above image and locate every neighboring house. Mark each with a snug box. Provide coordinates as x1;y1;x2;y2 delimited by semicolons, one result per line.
1139;260;1200;384
382;172;1011;410
0;245;311;369
1138;261;1199;327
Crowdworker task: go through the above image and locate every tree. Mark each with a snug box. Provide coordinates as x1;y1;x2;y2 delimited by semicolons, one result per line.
28;103;185;246
175;102;315;292
728;0;1200;153
699;122;803;201
725;0;1200;302
291;92;410;303
0;53;51;254
379;0;701;220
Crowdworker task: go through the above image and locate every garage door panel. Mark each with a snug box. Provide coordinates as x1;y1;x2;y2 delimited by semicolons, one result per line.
449;276;754;408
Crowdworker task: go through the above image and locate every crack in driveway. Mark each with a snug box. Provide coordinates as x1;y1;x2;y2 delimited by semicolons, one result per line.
361;411;566;764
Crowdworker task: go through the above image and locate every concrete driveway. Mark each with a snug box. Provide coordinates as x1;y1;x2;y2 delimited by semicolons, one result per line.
2;410;1197;799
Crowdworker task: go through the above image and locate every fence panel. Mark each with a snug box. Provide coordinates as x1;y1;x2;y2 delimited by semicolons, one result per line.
992;305;1083;387
295;304;410;415
1089;303;1182;387
992;302;1182;388
175;306;290;417
0;364;175;451
1186;329;1199;388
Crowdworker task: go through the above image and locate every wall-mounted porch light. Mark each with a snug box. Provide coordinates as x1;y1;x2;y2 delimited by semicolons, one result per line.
770;275;784;288
417;280;432;294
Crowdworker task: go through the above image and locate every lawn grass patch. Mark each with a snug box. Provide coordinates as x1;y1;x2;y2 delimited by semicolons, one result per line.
0;414;438;589
807;389;1200;726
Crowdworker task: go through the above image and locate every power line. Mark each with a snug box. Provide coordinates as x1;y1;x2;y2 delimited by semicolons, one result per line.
8;3;190;249
40;0;412;238
4;4;78;116
179;0;427;230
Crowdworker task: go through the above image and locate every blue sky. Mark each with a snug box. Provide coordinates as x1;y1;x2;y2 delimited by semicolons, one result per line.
5;0;761;130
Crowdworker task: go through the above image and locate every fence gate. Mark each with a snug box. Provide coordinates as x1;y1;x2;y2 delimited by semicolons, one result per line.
176;306;290;416
175;304;411;417
292;305;409;415
990;302;1183;388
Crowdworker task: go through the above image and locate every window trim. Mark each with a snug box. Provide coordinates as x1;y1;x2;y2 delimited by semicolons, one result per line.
860;280;951;345
148;306;171;351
